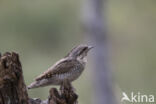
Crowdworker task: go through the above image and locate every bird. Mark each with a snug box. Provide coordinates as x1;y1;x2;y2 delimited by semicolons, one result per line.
28;44;93;89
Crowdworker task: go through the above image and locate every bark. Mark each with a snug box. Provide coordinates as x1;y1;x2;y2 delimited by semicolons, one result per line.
49;81;78;104
0;52;78;104
29;81;78;104
0;52;29;104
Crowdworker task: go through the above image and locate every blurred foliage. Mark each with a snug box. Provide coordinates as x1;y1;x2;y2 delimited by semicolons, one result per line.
0;0;156;104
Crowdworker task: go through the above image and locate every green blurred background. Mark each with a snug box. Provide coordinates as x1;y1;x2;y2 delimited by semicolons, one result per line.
0;0;156;104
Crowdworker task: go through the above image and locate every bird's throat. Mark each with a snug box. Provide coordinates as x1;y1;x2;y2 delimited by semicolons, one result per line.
77;57;87;66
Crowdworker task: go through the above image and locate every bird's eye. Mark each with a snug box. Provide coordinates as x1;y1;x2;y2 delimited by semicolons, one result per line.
79;47;87;55
83;47;87;51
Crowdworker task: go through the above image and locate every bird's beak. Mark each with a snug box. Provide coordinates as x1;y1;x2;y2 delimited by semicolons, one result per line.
88;46;94;50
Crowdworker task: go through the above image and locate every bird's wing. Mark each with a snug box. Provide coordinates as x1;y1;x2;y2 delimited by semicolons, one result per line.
35;58;81;81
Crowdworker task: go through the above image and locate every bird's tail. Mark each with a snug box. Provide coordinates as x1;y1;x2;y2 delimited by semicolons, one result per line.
27;81;40;89
27;79;49;89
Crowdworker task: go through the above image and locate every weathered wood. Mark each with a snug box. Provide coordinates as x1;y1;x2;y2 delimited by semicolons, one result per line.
29;81;78;104
0;52;29;104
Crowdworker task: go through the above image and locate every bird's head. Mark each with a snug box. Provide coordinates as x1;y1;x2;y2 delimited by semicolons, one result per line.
66;44;93;59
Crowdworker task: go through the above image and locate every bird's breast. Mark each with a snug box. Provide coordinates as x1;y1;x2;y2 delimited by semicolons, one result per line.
58;68;83;81
47;60;85;85
52;67;84;85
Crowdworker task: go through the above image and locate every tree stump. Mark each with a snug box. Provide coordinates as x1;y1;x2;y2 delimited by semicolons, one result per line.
29;81;78;104
49;81;78;104
0;52;78;104
0;52;29;104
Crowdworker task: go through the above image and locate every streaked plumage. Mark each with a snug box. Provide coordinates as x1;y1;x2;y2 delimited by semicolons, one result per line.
28;44;93;89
